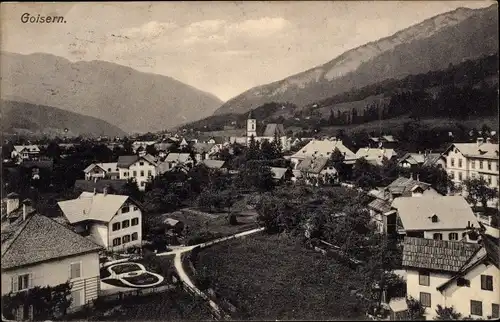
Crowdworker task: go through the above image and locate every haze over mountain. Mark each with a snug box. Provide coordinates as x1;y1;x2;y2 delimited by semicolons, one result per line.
1;100;127;138
1;52;223;133
215;4;498;116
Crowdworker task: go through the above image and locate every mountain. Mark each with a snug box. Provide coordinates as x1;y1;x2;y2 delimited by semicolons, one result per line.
214;4;498;115
0;52;223;133
1;100;127;137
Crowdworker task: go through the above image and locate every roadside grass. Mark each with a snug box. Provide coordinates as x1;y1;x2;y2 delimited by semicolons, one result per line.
195;233;369;320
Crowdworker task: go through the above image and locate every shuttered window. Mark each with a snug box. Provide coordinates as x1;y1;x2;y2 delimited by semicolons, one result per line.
132;232;138;241
492;304;499;319
131;218;139;226
419;271;430;286
449;233;458;240
70;262;81;280
112;238;121;246
471;300;483;316
420;292;431;307
122;235;131;243
12;273;32;292
481;275;493;291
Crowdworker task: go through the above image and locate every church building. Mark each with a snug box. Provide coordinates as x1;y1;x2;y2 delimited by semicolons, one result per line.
229;111;290;151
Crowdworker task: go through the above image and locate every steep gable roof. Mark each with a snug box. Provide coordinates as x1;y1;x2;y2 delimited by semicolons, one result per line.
165;153;191;163
402;237;481;273
201;159;226;169
263;124;285;137
445;142;499;159
291;139;355;160
387;177;433;196
392;195;478;231
296;157;330;174
13;145;40;153
2;214;102;270
58;192;129;224
355;147;397;163
117;155;140;168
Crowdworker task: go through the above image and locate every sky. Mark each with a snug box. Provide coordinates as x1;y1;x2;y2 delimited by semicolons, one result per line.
1;1;494;101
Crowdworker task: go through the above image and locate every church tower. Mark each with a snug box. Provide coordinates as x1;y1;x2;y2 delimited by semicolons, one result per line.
247;110;257;137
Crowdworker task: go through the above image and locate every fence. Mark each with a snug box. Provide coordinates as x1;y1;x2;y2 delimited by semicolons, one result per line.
178;279;230;320
97;284;173;303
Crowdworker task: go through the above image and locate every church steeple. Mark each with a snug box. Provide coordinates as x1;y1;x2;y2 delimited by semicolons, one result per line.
248;110;253;119
247;109;257;137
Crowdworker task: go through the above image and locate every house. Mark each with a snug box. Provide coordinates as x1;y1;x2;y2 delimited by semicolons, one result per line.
391;195;480;241
398;152;445;169
11;145;40;161
442;138;499;190
163;218;185;235
367;177;441;235
83;162;120;181
19;160;54;180
369;135;399;149
192;143;216;162
58;190;143;251
74;179;128;194
402;235;499;320
1;199;102;318
270;167;293;182
117;154;158;190
154;142;173;159
296;157;337;185
200;159;227;171
355;147;398;166
131;141;157;153
290;139;356;169
164;153;194;169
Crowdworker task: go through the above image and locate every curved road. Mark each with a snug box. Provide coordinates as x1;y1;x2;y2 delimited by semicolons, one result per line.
157;227;265;318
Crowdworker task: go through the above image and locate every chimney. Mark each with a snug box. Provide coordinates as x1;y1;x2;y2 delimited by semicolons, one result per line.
93;188;97;195
416;174;420;182
486;137;491;144
477;137;484;146
23;203;27;221
103;187;108;196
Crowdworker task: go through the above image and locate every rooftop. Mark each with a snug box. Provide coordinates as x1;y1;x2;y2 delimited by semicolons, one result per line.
1;214;102;270
291;139;355;160
296;157;330;174
392;195;478;231
402;237;481;272
58;192;130;224
447;142;499;159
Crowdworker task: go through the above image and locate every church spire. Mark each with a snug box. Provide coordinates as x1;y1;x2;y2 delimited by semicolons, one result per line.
248;109;253;119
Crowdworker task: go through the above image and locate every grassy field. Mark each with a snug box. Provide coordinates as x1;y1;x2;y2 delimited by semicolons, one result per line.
195;233;368;320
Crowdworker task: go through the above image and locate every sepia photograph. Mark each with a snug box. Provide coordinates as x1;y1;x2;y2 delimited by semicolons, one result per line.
0;1;499;321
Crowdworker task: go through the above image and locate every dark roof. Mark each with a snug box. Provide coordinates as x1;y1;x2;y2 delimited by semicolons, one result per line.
482;234;500;268
402;237;481;273
296;157;330;174
19;160;54;170
2;214;102;270
422;153;443;167
262;123;285;137
117;155;139;168
387;177;432;196
368;199;392;213
74;179;128;193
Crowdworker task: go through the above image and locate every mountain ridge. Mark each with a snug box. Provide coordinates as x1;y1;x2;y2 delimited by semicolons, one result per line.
215;4;498;115
1;52;224;133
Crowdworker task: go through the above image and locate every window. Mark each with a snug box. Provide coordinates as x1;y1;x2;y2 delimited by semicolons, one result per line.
462;232;468;239
112;222;121;231
450;171;455;180
122;220;130;228
457;278;470;287
420;292;431;307
471;161;476;169
471;300;483;316
131;218;139;226
459;159;463;168
431;215;439;223
480;161;483;169
449;233;458;240
139;162;144;166
419;271;430;286
450;158;455;167
124;172;129;177
121;206;130;214
112;238;121;246
12;274;31;292
487;176;492;185
433;233;443;240
488;161;492;170
133;171;137;177
122;235;131;243
133;206;138;211
132;232;138;241
458;172;463;181
139;170;144;177
107;168;111;171
70;262;81;280
481;275;493;291
492;304;499;319
141;182;145;187
148;170;152;177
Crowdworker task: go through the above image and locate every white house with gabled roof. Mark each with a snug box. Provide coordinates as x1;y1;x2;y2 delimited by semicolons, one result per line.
290;139;356;169
58;191;143;251
117;154;158;190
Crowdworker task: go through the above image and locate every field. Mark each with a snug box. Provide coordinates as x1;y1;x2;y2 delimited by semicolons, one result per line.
195;233;368;320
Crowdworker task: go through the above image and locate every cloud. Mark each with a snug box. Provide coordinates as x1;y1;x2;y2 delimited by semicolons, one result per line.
121;21;178;39
228;17;291;37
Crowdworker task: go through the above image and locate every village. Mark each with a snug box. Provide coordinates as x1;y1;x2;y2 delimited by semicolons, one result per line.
1;111;499;321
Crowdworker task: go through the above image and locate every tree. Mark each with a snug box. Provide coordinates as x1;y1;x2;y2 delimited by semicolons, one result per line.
406;296;426;320
462;177;498;209
246;135;261;161
146;144;158;156
45;141;61;160
122;178;143;201
434;305;462;320
260;139;276;160
236;161;274;192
